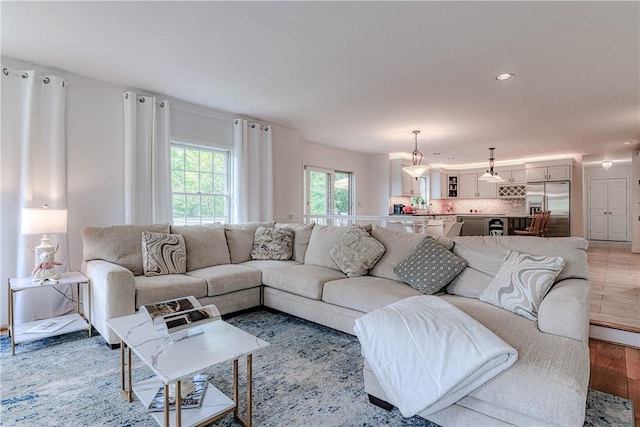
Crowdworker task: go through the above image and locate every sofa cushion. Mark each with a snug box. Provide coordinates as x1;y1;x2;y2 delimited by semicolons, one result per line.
393;237;467;295
479;250;565;321
170;224;230;270
439;294;589;427
329;227;385;277
305;225;364;271
446;267;495;298
275;223;315;263
187;264;262;297
451;236;588;283
322;276;421;313
224;222;275;264
240;260;301;270
82;223;170;276
134;274;207;308
262;264;347;300
251;226;295;260
141;231;187;277
368;226;428;282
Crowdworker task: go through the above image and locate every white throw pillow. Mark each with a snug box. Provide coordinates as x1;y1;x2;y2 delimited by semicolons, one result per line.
479;250;565;321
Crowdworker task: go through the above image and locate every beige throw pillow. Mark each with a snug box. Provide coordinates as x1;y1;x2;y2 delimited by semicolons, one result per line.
329;227;385;277
251;227;295;260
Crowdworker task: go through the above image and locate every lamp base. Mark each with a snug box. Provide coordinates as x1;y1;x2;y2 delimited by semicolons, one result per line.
32;235;61;283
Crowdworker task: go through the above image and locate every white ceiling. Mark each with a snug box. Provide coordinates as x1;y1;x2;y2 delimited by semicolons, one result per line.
2;1;639;166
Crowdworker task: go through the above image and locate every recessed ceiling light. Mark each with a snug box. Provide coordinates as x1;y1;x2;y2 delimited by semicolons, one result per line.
495;73;515;81
433;153;441;156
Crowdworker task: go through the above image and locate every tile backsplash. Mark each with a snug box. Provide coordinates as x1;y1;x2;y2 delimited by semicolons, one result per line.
430;198;526;215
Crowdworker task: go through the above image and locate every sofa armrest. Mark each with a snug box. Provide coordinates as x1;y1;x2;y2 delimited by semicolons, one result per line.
83;260;136;345
538;279;590;342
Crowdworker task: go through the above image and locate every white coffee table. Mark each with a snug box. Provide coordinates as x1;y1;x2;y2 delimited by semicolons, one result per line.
108;313;269;427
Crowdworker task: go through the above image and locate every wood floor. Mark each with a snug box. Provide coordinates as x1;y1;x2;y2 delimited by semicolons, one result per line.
588;241;640;332
590;339;640;426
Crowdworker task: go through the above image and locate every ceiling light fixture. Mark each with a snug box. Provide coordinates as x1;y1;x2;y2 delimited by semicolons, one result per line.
601;160;613;170
623;141;634;145
478;147;505;182
402;130;430;180
495;73;515;81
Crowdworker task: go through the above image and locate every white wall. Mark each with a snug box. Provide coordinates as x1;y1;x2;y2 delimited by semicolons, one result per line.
632;150;640;252
582;154;634;241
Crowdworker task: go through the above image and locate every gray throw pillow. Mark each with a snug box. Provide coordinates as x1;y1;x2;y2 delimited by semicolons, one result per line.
251;226;295;260
393;236;467;295
329;227;385;277
479;250;565;321
141;231;187;277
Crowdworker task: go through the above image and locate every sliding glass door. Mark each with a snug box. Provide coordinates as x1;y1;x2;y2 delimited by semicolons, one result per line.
304;166;353;217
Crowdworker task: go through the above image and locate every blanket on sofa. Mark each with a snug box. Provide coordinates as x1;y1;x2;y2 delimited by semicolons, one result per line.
354;295;518;417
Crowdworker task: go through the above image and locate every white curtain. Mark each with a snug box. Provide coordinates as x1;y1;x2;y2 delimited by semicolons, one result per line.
123;91;172;225
0;68;73;324
233;119;273;223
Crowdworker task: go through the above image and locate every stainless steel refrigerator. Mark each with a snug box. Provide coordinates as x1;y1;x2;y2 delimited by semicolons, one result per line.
525;181;570;237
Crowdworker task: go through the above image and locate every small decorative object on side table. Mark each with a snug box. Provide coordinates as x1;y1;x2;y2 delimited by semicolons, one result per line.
8;271;92;355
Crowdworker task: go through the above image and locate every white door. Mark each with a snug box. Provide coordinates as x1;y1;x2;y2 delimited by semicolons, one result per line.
589;178;627;241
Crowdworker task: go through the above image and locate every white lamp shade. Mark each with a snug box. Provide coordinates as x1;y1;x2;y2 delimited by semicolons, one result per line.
403;164;430;178
478;171;494;181
21;208;68;235
491;174;506;183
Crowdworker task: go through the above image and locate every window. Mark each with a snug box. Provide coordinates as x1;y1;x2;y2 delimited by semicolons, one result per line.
171;144;230;225
304;166;353;216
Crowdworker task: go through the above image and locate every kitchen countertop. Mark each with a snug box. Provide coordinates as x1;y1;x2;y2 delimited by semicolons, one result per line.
390;213;531;217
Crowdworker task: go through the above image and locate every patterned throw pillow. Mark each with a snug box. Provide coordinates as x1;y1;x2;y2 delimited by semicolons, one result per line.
251;227;295;260
141;231;187;277
393;237;467;295
329;227;385;277
479;250;565;321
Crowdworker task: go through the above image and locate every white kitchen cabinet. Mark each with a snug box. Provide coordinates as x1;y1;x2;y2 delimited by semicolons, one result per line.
459;172;496;198
526;165;572;182
496;167;526;183
390;159;421;196
429;169;448;200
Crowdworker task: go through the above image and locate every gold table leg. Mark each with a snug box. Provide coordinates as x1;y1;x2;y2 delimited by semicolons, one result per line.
120;341;133;402
234;354;253;427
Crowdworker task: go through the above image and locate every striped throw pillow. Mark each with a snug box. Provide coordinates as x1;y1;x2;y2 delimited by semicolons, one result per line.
479;250;565;320
141;232;187;277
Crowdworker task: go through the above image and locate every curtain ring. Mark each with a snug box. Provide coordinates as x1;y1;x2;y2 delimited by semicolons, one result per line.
124;93;129;99
139;97;145;103
43;77;50;84
22;73;28;79
234;119;239;125
160;102;164;108
264;126;269;132
251;124;256;129
2;68;8;76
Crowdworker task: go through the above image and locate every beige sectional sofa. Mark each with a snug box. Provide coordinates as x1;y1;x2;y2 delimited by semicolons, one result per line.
81;221;591;426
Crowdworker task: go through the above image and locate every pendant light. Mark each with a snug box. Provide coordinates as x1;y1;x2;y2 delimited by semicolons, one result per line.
402;130;430;180
478;147;505;182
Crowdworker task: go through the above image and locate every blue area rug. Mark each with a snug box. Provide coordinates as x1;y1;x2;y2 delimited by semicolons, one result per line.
0;309;634;426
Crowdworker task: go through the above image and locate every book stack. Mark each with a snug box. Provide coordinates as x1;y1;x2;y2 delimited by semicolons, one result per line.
148;374;209;412
140;296;221;342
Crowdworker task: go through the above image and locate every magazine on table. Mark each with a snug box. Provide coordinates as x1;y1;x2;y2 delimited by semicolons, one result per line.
148;374;209;412
140;296;221;341
24;318;75;334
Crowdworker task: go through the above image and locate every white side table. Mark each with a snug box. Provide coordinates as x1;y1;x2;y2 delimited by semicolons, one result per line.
8;271;92;355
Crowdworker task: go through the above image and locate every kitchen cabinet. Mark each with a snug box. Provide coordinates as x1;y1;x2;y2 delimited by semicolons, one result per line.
459;172;496;198
457;216;485;236
390;159;421;196
496;167;526;183
447;175;459;198
429;169;448;200
526;165;572;182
